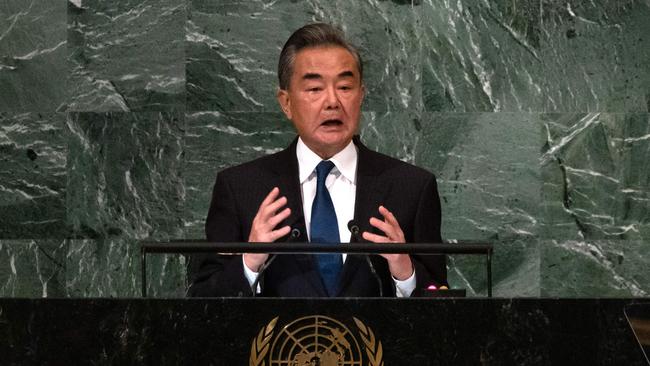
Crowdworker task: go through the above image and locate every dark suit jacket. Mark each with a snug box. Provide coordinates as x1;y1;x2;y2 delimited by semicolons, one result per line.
188;136;447;297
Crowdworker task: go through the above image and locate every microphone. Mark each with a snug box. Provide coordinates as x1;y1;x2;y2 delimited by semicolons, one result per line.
347;220;361;240
348;220;384;297
289;227;301;240
250;221;303;296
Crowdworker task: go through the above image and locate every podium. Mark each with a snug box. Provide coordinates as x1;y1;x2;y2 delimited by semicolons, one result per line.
2;241;647;364
0;298;647;364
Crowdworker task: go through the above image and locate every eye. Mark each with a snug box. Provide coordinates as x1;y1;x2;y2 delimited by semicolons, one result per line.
307;87;322;92
339;85;352;91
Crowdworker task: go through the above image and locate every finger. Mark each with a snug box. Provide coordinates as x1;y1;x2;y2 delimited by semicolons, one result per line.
378;205;399;226
268;225;291;241
267;207;291;228
362;231;391;243
377;206;405;241
369;216;394;236
261;195;288;218
259;187;280;209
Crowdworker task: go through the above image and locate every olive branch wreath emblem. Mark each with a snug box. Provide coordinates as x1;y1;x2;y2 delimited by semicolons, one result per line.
249;316;383;366
249;316;278;366
353;317;384;366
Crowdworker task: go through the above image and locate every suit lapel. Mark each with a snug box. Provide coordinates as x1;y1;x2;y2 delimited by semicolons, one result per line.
337;137;390;296
271;141;305;233
271;138;327;296
352;137;390;238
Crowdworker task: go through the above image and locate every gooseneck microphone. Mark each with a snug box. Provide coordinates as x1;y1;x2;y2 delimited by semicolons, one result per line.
347;220;384;297
250;223;302;297
347;220;360;239
289;227;301;239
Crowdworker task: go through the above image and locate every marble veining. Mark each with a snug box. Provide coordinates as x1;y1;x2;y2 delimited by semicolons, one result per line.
0;0;68;111
0;0;648;297
0;113;68;239
67;0;185;111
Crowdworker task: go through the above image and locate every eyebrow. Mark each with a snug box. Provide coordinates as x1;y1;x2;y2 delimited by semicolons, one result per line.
338;70;355;78
301;70;356;81
302;73;322;80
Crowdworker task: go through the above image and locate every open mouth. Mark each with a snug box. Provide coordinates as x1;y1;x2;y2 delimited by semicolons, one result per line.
321;119;343;126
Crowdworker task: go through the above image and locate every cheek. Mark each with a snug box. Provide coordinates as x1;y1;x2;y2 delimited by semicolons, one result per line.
344;96;363;114
296;103;321;119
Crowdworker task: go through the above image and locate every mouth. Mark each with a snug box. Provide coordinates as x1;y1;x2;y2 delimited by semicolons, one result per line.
320;119;343;127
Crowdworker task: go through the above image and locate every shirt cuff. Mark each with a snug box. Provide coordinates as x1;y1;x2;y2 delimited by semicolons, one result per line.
242;255;261;293
393;269;416;298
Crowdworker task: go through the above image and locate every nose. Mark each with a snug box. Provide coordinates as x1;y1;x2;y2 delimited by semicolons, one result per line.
324;85;340;110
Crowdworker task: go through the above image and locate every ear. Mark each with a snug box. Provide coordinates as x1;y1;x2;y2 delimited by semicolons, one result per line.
360;83;366;104
276;88;292;120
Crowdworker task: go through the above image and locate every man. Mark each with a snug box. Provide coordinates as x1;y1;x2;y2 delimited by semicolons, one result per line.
188;23;446;297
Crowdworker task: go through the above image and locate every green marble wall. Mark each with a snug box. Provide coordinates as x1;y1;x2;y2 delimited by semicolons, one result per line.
0;0;648;298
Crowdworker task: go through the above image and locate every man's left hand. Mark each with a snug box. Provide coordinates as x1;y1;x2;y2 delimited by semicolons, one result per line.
362;205;413;281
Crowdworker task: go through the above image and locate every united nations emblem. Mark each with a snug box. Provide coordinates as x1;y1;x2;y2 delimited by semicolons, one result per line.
249;315;384;366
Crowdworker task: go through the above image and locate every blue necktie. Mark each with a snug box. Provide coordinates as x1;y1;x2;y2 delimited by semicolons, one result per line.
310;160;342;296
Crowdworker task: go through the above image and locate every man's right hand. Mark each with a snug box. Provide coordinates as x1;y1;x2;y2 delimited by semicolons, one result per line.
244;187;291;272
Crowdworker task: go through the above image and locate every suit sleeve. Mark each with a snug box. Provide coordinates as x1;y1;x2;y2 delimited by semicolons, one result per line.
187;172;253;297
411;174;448;290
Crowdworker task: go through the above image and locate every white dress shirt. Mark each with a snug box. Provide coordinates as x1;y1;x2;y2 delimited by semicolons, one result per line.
244;138;415;297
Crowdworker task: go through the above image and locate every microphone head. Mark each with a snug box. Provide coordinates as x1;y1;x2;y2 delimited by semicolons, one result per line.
290;227;301;239
347;220;360;235
284;215;304;241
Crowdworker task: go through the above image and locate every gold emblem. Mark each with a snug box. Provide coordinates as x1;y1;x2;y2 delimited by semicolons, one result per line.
249;315;384;366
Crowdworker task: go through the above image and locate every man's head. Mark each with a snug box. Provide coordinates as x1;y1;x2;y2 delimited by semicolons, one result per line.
277;23;365;159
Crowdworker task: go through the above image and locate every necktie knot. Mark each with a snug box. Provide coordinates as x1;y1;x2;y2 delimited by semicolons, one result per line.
315;160;335;183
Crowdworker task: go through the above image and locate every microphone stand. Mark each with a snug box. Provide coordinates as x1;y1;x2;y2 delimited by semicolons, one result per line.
250;227;302;297
348;221;384;297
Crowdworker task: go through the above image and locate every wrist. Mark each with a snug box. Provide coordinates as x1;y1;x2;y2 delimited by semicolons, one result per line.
243;253;265;272
389;255;414;281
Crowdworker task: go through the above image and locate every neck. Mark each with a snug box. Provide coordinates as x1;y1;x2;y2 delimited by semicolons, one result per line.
306;142;352;160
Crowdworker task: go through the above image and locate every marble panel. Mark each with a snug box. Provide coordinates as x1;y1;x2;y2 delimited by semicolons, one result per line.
420;0;544;112
66;112;185;240
541;113;650;240
186;0;312;112
144;252;187;298
538;0;648;112
616;1;650;111
420;0;650;112
183;111;296;238
67;0;185;111
360;110;423;163
415;112;541;242
361;111;541;296
0;113;68;239
65;239;185;297
0;240;66;297
447;238;540;297
186;0;421;113
0;0;67;112
541;239;650;297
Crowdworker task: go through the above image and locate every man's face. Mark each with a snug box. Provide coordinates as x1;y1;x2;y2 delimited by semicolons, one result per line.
277;46;364;159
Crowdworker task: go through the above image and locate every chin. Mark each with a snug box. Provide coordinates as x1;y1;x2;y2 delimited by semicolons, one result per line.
320;135;351;146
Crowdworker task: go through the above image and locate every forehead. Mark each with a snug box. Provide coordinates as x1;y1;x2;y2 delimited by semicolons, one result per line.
292;46;359;79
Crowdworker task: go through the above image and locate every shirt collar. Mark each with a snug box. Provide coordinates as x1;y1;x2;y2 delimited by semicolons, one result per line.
296;137;358;184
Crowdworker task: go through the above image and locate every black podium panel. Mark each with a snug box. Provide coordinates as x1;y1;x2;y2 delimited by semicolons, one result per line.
0;298;647;365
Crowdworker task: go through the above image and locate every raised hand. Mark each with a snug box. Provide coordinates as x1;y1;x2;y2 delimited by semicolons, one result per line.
244;187;291;271
362;205;413;280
